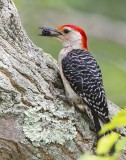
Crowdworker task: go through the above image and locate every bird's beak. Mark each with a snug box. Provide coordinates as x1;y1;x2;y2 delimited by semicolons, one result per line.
39;27;62;37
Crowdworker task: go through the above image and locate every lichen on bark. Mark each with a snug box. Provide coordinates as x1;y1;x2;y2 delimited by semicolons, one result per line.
23;99;77;146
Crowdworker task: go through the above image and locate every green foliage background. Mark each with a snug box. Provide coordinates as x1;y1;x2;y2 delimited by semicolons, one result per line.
14;0;126;108
80;109;126;160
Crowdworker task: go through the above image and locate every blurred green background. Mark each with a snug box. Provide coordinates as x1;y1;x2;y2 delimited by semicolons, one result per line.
14;0;126;108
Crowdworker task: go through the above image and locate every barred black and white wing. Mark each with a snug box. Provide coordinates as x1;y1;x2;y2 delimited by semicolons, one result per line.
62;49;110;133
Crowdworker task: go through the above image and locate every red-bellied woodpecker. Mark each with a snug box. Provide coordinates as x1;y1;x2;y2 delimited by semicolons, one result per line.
40;24;110;137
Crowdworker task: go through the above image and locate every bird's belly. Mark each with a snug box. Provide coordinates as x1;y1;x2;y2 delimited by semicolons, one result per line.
64;77;81;103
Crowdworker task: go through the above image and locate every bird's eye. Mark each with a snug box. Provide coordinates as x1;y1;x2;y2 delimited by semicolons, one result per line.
63;29;70;34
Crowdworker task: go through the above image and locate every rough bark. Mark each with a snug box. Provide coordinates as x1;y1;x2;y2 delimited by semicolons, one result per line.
0;0;126;160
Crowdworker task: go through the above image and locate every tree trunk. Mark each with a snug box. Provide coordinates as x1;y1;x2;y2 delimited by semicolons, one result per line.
0;0;126;160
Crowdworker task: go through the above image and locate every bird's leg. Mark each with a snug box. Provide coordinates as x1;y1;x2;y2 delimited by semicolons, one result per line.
49;81;74;104
55;94;73;103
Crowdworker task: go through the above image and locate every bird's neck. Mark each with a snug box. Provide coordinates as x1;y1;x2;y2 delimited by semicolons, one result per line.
62;39;83;50
62;39;87;50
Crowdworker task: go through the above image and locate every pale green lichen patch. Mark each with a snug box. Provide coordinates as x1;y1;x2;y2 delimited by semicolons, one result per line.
23;99;77;146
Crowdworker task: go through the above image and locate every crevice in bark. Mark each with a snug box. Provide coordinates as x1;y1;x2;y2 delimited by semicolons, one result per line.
0;68;25;93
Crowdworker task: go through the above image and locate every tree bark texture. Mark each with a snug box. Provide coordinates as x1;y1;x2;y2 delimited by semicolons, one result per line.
0;0;126;160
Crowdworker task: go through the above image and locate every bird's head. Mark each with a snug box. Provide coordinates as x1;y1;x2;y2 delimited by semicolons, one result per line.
40;24;88;50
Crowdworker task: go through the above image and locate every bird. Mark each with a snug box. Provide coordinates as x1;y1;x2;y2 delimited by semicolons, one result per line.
40;24;110;138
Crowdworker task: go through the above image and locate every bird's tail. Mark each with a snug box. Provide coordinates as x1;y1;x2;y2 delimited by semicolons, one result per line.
85;107;110;135
87;109;117;155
